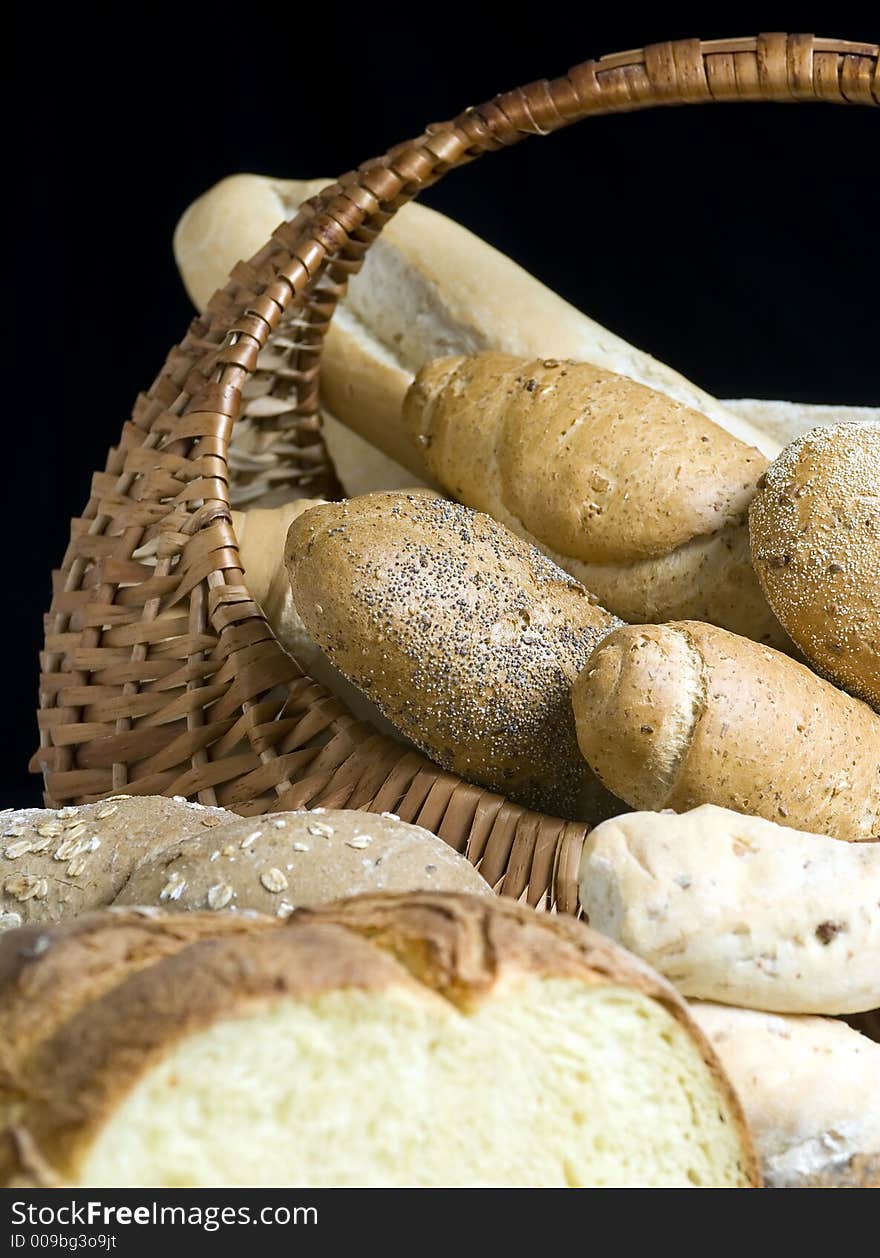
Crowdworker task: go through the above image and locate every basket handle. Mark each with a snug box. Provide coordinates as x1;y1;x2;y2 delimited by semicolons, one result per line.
176;31;877;486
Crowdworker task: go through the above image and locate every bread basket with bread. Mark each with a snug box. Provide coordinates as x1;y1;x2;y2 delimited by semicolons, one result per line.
32;31;879;919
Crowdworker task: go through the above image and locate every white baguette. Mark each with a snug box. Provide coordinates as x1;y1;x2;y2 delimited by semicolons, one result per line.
690;1002;880;1188
724;398;880;448
174;173;778;465
579;805;880;1015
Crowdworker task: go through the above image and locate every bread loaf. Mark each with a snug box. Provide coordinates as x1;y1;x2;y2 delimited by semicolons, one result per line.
579;805;880;1014
690;1002;880;1188
0;796;228;930
0;909;273;1120
750;422;880;710
572;621;880;842
285;492;624;819
404;352;783;643
173;173;776;465
1;894;758;1187
114;808;491;912
0;801;489;929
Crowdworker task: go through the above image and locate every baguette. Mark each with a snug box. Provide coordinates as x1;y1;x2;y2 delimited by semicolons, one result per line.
724;398;880;448
404;352;784;643
285;492;623;819
750;421;880;710
572;621;880;842
690;1002;880;1188
579;805;880;1014
173;173;777;468
1;894;758;1188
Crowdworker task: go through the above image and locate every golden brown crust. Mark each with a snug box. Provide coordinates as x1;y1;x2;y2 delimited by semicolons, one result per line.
574;621;880;842
0;797;229;929
1;894;760;1187
404;354;784;646
750;422;880;711
0;910;273;1106
406;354;767;565
285;492;622;819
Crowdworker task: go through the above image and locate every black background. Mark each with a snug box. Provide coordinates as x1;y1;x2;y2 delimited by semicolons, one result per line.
7;4;878;807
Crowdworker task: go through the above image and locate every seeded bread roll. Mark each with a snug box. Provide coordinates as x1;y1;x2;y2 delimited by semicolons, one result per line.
690;1002;880;1188
572;621;880;843
750;422;880;710
0;797;229;931
232;500;405;739
114;808;491;914
579;806;880;1014
404;353;785;646
1;894;758;1188
285;492;624;820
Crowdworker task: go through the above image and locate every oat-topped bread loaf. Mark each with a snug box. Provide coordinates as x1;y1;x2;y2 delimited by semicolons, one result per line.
750;422;880;710
114;808;492;913
0;796;228;930
286;492;624;820
691;1003;880;1188
0;894;758;1188
404;353;784;646
0;800;489;928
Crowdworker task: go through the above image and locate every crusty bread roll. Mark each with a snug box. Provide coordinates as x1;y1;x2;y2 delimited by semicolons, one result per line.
285;492;624;820
579;806;880;1014
750;422;880;710
690;1002;880;1188
404;353;784;644
1;894;758;1188
173;173;776;463
115;808;491;912
572;621;880;843
0;801;489;929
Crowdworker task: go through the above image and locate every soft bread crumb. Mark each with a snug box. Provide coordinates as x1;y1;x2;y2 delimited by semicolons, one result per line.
80;979;750;1188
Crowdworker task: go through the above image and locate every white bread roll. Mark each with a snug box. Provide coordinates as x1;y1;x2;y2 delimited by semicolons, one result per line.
579;806;880;1015
173;173;776;469
1;895;758;1188
691;1002;880;1188
572;620;880;843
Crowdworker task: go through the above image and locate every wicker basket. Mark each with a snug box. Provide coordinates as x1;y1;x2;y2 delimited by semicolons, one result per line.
33;33;879;914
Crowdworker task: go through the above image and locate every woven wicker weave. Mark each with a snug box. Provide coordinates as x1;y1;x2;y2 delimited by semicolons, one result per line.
33;33;879;913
